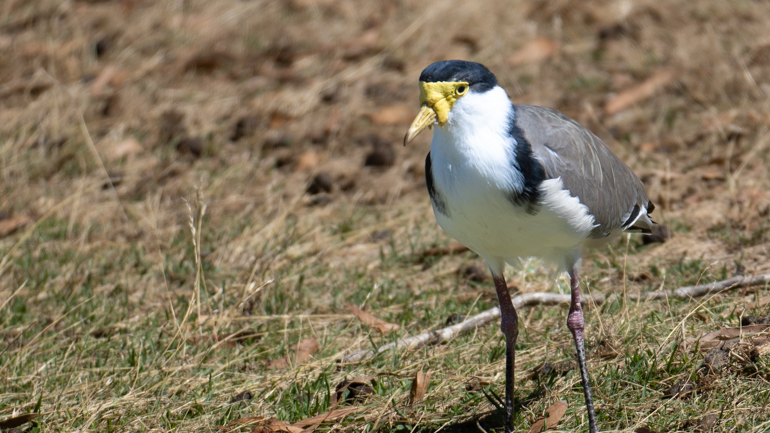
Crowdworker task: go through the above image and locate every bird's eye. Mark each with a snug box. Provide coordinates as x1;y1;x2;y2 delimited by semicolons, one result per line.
456;85;467;95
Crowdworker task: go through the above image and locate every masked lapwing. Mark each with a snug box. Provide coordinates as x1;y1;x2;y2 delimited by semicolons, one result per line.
404;60;654;433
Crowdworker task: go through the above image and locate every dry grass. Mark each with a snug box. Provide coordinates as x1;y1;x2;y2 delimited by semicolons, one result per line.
2;0;770;431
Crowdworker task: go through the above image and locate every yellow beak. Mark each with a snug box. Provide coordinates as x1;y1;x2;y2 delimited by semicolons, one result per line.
403;81;468;145
403;105;437;145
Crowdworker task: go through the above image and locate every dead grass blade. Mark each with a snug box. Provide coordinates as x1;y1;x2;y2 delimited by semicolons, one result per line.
605;69;676;115
409;370;430;404
345;303;399;334
291;407;366;431
527;400;568;433
251;418;303;433
0;413;39;429
684;324;770;352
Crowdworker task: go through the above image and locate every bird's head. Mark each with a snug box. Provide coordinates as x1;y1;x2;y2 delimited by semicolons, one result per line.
404;60;498;145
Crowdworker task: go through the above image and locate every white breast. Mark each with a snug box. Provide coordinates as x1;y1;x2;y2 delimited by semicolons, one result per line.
428;87;597;273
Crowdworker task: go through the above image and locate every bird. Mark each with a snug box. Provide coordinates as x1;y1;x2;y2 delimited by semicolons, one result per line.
403;60;654;433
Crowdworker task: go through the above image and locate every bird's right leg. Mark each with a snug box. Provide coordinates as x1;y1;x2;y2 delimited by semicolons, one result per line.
567;268;598;433
493;273;519;433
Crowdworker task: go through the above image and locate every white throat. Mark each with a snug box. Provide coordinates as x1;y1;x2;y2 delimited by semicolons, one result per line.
431;86;524;193
435;86;513;148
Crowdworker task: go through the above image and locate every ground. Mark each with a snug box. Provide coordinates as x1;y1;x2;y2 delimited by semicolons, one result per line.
2;0;770;432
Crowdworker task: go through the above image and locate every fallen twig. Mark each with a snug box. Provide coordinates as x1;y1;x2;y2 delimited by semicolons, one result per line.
341;292;605;363
673;273;770;299
341;273;770;363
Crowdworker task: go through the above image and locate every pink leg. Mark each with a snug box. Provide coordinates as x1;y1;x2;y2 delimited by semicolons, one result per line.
493;273;518;433
568;269;599;433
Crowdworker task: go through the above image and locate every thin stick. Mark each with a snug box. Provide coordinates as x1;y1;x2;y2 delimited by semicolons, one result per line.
673;273;770;299
341;273;770;363
341;292;605;363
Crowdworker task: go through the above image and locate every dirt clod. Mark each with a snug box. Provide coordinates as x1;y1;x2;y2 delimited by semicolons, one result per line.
702;348;730;373
334;377;375;404
306;173;334;195
680;413;718;432
229;391;253;403
231;115;260;141
177;137;203;157
741;316;770;326
463;265;489;283
662;380;695;399
364;142;395;167
642;225;670;244
159;109;187;144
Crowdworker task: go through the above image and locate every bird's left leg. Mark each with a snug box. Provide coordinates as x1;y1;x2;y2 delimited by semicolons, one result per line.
567;268;599;433
493;273;518;433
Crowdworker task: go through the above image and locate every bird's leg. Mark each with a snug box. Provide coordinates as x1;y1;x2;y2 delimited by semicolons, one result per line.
567;269;599;433
493;274;518;433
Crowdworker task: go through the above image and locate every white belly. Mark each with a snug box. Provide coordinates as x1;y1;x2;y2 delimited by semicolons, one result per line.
430;154;596;272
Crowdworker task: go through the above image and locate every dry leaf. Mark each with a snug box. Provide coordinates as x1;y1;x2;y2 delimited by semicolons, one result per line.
604;69;676;115
527;400;568;433
345;303;399;334
91;65;116;96
409;370;430;404
295;150;322;172
269;111;293;130
91;66;128;97
108;137;143;161
0;215;32;238
684;324;770;352
367;104;415;126
264;338;319;369
291;407;366;429
0;413;39;429
508;37;558;66
759;295;770;307
250;418;303;433
699;168;725;181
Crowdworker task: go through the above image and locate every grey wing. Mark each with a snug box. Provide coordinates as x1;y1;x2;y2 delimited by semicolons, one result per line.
513;104;654;237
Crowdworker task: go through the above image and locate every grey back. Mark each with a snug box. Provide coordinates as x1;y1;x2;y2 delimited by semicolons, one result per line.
513;104;650;237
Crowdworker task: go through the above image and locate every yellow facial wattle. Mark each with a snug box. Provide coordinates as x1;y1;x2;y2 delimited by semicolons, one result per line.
418;81;468;125
403;81;469;145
